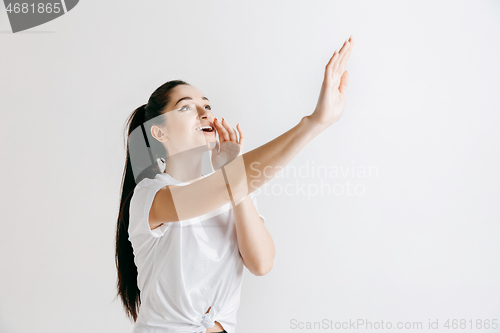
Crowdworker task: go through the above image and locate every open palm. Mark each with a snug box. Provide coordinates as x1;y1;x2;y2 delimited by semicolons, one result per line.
309;35;355;128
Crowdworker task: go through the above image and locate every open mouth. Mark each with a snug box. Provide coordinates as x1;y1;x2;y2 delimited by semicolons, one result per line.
196;125;215;133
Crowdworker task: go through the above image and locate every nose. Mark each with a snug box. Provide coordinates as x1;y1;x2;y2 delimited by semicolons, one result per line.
198;107;214;122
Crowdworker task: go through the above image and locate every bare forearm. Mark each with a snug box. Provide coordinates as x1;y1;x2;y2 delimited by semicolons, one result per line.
221;116;325;205
241;116;324;193
233;196;275;276
169;116;325;220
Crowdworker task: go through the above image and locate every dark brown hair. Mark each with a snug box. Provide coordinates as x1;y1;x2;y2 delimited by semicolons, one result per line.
114;79;190;321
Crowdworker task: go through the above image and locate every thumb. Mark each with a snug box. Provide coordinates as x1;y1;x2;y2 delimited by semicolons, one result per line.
339;71;349;95
211;140;219;154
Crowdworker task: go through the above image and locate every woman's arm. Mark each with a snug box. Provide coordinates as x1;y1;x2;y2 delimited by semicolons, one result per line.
150;115;322;224
150;36;355;224
233;195;275;276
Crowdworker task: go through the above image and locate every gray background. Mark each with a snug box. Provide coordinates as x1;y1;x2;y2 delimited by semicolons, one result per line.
1;0;499;332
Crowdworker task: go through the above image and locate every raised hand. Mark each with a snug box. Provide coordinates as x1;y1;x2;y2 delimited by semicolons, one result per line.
309;35;355;129
211;117;245;171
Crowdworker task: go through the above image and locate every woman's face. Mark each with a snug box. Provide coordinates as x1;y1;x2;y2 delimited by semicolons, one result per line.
153;85;217;156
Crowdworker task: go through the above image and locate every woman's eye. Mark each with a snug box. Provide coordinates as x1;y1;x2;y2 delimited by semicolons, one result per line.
180;105;193;111
179;104;211;111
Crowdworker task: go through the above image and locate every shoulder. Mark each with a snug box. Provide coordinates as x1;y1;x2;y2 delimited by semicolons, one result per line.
130;174;172;218
128;174;174;239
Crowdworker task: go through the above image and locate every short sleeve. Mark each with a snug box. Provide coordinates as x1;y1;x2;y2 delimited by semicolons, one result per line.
129;180;171;240
249;192;266;224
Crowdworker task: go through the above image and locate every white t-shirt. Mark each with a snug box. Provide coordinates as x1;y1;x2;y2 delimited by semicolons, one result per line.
128;171;266;333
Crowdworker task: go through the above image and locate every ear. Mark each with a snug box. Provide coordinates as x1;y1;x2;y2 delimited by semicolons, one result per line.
151;125;168;142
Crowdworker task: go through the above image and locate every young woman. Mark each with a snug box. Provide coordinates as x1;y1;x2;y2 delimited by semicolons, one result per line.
116;35;355;333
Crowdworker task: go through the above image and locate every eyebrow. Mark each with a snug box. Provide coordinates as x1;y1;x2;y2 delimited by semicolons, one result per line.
174;96;210;108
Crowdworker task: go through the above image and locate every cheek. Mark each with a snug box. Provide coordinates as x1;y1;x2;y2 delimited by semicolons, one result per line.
173;124;196;138
167;120;189;133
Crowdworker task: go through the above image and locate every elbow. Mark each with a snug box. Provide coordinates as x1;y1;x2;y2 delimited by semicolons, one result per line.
253;262;273;276
253;245;276;276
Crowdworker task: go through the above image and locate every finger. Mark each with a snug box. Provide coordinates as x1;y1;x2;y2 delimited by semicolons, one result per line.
338;37;355;74
213;118;222;141
236;123;245;147
325;50;340;80
214;118;230;141
212;118;219;141
326;39;348;80
221;118;237;142
211;139;219;153
332;39;350;76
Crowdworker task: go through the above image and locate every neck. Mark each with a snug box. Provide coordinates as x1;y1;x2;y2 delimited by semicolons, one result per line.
163;145;210;183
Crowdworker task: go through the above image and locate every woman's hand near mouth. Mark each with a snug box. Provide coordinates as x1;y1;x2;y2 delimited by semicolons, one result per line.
211;117;245;170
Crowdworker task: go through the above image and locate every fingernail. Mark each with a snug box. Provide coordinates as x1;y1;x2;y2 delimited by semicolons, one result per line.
222;117;225;122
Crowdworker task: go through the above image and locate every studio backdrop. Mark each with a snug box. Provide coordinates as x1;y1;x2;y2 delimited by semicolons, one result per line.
1;1;499;332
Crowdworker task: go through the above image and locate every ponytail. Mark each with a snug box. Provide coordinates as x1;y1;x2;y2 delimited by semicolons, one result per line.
115;80;189;322
114;103;148;322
